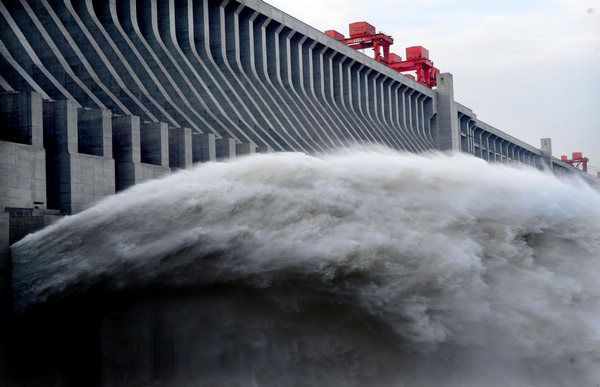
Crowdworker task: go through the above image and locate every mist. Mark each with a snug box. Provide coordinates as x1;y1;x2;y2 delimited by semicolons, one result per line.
9;148;600;386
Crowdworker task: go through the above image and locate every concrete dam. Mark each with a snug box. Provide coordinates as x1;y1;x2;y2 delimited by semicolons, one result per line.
2;1;600;386
0;0;589;219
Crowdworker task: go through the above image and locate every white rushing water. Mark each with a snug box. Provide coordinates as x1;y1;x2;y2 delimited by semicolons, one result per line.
11;148;600;386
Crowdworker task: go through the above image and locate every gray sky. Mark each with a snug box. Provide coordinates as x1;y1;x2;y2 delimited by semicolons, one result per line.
267;0;600;176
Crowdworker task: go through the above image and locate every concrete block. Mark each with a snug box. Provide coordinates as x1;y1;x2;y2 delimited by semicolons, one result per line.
0;142;46;211
43;99;78;153
43;101;116;214
236;142;257;156
69;154;115;214
168;127;192;170
113;115;143;192
435;73;459;152
192;133;216;163
136;163;170;182
216;137;236;161
140;122;168;167
257;145;274;153
78;108;112;157
112;115;142;163
540;138;552;171
0;91;43;147
0;212;9;308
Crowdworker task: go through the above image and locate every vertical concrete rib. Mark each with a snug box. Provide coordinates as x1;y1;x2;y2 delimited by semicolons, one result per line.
0;3;80;105
360;68;389;145
372;72;407;149
265;24;321;151
415;93;434;149
227;5;301;151
200;2;304;150
346;62;379;143
304;43;345;147
0;39;50;99
284;34;332;149
8;0;105;110
317;45;361;146
213;0;291;149
82;0;193;128
252;16;319;151
408;91;428;150
382;79;419;151
133;0;217;133
50;0;161;122
320;51;365;145
316;46;367;146
228;4;297;151
213;0;296;149
368;72;408;149
0;74;13;91
420;95;436;146
403;88;428;151
360;68;392;147
24;0;132;115
335;58;376;143
277;30;332;150
144;0;268;143
173;0;252;139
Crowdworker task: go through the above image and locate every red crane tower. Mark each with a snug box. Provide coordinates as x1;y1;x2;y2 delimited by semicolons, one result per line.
388;46;439;88
561;152;589;172
325;21;440;88
326;22;393;64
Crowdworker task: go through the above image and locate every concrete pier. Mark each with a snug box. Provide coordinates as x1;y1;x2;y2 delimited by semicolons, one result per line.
0;92;46;212
43;99;115;215
216;137;237;161
236;142;257;156
540;138;553;171
112;114;142;191
169;127;193;170
0;212;8;305
140;122;169;168
435;73;459;152
192;133;217;163
77;108;112;158
112;115;171;191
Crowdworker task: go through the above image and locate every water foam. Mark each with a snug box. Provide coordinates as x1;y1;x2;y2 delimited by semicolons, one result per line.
10;148;600;385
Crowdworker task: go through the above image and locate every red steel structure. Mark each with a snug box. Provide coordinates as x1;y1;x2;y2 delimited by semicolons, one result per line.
326;22;394;64
561;152;589;172
388;46;439;88
325;22;440;88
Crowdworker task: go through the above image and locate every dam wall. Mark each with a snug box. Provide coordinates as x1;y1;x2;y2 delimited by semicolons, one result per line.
0;0;590;231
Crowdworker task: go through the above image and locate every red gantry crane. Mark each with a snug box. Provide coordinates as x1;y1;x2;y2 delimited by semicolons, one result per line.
325;22;440;88
561;152;589;172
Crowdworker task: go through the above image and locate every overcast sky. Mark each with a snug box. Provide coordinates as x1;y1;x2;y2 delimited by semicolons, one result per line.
266;0;600;176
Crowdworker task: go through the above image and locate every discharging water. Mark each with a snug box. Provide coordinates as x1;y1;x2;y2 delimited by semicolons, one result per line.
5;148;600;386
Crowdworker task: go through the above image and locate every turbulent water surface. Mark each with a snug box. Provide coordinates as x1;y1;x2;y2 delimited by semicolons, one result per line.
8;148;600;386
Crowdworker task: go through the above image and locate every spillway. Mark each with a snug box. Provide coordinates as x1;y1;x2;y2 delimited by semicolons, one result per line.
5;149;600;386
